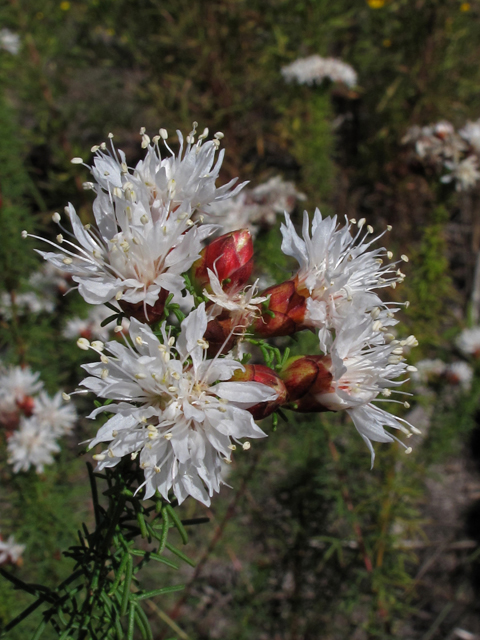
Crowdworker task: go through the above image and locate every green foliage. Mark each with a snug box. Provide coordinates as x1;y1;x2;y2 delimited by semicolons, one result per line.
404;206;457;350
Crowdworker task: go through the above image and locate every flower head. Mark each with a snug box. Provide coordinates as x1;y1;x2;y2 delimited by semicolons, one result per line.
82;304;275;505
7;417;61;473
0;366;43;415
281;55;357;88
0;534;25;565
280;210;405;343
441;155;480;191
282;313;418;465
456;326;480;357
33;391;77;436
26;127;246;319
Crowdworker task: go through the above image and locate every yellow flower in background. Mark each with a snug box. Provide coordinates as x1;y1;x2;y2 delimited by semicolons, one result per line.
383;39;392;47
460;2;471;10
367;0;386;8
60;1;71;10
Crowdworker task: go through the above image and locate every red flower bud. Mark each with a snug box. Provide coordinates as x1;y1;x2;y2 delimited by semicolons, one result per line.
252;280;307;338
279;355;333;412
191;229;254;294
230;364;287;419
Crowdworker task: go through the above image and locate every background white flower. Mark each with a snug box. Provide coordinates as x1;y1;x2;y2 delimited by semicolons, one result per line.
281;55;357;88
7;417;61;473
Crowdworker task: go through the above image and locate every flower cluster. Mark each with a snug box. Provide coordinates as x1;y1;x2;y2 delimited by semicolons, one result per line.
26;125;418;505
281;55;358;88
0;364;76;473
402;119;480;191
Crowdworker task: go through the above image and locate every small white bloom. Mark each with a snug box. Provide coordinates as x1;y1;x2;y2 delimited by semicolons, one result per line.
0;29;20;55
281;55;357;88
441;155;480;191
459;120;480;153
0;291;55;319
0;534;25;565
0;366;43;414
33;391;77;436
209;176;305;235
83;304;275;505
204;269;269;328
445;361;473;391
7;417;60;473
411;359;447;386
456;326;480;357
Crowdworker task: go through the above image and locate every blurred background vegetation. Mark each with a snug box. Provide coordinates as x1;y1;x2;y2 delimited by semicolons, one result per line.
2;0;480;638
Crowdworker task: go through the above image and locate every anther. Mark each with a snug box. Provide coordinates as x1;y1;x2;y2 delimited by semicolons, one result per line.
71;157;83;164
159;128;168;139
62;392;71;402
401;254;409;262
93;454;106;461
91;341;104;351
135;336;144;346
242;441;251;450
21;230;28;239
135;373;146;380
56;234;63;243
77;338;90;350
52;212;61;223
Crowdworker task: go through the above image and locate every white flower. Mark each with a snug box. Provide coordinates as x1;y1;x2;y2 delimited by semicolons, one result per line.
281;55;357;88
411;359;447;385
7;417;60;473
280;210;404;342
82;304;275;505
456;326;480;357
210;176;305;235
0;291;55;319
27;127;248;313
442;156;480;191
445;361;473;391
0;29;20;55
204;269;269;328
459;120;480;153
313;314;418;466
33;391;77;436
0;534;25;565
0;366;43;414
63;305;115;342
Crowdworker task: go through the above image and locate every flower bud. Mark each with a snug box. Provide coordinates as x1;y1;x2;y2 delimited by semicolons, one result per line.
252;281;307;338
191;229;253;294
230;364;287;419
279;355;333;412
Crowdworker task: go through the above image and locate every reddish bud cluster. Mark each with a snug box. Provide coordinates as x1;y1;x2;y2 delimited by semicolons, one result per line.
252;280;307;338
279;355;333;412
